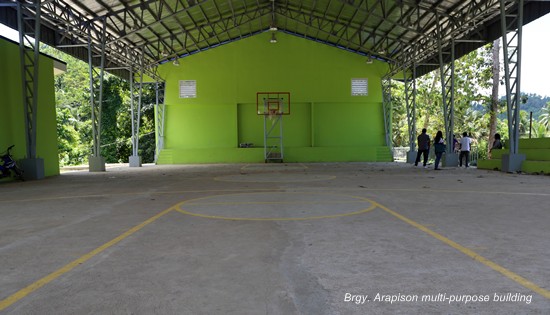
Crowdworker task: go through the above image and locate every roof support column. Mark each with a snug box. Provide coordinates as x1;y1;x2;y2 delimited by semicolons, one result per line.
437;21;458;167
154;81;166;164
17;0;45;180
129;49;144;167
381;76;393;159
403;65;417;164
88;19;107;172
500;0;526;172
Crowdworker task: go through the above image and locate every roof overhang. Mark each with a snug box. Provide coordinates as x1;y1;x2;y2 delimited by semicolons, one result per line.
1;0;549;80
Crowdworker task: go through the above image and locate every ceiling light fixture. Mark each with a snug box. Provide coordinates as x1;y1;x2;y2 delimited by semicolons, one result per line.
269;0;277;32
173;59;180;66
270;33;277;43
366;56;373;64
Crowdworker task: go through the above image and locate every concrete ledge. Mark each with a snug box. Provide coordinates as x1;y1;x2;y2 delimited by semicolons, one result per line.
491;149;505;159
477;159;501;170
157;146;391;164
521;160;550;174
521;149;550;161
519;137;550;149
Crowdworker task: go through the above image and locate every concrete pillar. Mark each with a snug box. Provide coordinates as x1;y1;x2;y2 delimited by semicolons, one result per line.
20;158;44;180
89;156;106;172
129;155;142;167
407;151;417;164
443;153;459;167
501;153;525;173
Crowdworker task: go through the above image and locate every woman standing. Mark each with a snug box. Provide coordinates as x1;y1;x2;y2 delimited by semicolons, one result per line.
433;131;446;170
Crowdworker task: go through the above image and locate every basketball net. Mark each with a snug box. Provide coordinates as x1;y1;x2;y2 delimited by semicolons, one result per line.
268;109;278;120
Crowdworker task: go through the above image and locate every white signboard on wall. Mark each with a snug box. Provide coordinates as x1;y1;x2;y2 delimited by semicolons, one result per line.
351;78;368;96
179;80;197;98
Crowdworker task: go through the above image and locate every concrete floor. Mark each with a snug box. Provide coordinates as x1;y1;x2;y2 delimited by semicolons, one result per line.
0;162;549;314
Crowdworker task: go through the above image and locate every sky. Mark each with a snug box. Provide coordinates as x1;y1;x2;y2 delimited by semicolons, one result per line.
518;12;550;97
1;12;549;97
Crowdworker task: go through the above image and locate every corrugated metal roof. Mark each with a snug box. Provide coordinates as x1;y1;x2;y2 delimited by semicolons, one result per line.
1;0;549;79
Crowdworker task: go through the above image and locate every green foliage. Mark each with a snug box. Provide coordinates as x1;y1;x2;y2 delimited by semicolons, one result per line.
43;45;159;166
539;102;550;129
391;42;549;153
100;76;126;163
520;94;550;120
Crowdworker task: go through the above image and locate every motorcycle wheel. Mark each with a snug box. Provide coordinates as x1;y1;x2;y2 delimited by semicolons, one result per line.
14;167;25;181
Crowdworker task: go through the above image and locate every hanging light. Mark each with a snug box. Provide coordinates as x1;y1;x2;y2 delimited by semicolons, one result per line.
366;55;373;64
269;0;277;32
270;33;277;43
173;59;180;66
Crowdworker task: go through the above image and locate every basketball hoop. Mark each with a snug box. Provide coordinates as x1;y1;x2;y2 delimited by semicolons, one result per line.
268;109;278;120
256;92;290;117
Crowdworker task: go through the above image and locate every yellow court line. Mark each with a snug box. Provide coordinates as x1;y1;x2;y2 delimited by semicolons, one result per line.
175;191;376;221
4;186;548;204
175;204;377;221
185;200;369;206
0;207;176;312
362;188;550;197
0;188;284;204
240;163;309;171
372;201;550;300
213;175;336;183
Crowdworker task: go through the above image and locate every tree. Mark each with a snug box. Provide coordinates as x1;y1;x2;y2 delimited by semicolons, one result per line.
539;102;550;129
390;81;407;147
488;39;500;158
41;44;160;166
42;45;94;165
100;76;126;163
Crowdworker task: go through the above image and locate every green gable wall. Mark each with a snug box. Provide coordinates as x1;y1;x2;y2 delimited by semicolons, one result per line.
156;32;391;164
0;37;59;178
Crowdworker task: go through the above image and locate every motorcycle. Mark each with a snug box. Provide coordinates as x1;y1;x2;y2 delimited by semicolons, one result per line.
0;145;24;181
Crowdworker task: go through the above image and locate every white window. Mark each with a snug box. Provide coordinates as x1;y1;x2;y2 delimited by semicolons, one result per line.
179;80;197;98
351;78;368;96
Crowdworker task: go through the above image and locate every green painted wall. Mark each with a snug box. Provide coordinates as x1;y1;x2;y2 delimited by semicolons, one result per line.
157;32;390;163
478;138;550;173
0;37;59;177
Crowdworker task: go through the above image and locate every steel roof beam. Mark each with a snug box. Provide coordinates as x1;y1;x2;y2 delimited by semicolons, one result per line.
145;3;273;67
37;0;161;80
394;0;513;76
104;0;209;45
277;2;403;60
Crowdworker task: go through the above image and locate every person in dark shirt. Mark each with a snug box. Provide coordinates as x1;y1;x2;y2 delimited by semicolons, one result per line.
491;133;503;150
414;128;431;168
433;130;446;170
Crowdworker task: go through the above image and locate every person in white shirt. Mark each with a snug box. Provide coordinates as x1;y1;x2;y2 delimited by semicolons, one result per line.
459;131;472;167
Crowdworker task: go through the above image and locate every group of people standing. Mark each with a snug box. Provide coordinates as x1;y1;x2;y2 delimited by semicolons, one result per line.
414;129;490;170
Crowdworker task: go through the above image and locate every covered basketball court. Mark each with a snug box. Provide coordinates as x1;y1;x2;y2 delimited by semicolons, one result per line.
1;0;550;313
1;163;549;313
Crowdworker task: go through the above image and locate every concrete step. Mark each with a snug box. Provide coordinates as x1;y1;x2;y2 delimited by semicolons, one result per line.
156;149;173;164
